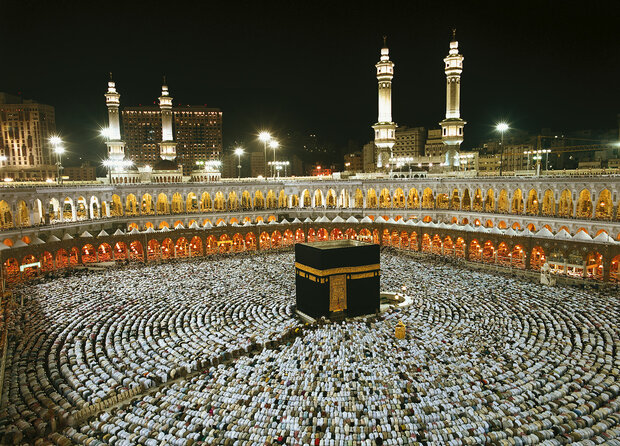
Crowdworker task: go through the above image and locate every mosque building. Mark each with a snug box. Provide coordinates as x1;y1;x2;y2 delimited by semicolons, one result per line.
0;33;619;446
103;79;222;184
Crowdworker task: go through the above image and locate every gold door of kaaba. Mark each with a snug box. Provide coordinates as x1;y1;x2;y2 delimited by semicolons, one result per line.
329;274;347;312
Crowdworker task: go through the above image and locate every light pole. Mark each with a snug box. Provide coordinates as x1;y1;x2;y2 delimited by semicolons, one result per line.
259;131;271;177
49;136;64;184
495;122;509;176
269;140;279;178
234;147;244;179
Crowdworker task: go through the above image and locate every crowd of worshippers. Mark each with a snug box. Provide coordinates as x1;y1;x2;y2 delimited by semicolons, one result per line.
1;251;619;445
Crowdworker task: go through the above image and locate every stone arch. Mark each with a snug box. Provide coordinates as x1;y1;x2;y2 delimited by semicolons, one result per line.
576;189;592;218
511;189;524;214
141;193;154;215
484;188;495;212
461;189;471;211
525;189;539;215
541;189;555;216
254;190;265;209
89;196;100;219
156;193;169;214
290;194;299;208
594;189;612;220
62;197;75;221
302;190;311;208
585;251;603;280
498;189;509;213
421;188;434;209
450;189;460;210
392;188;405;208
114;241;128;260
266;190;277;209
530;246;546;270
472;188;483;212
407;188;419;209
122;194;136;216
436;193;449;209
354;189;364;208
558;189;573;217
129;240;144;261
214;191;226;211
81;244;96;263
48;198;60;222
110;194;123;216
199;192;212;211
171;192;184;214
241;191;252;210
16;200;30;227
75;196;88;220
283;229;295;246
366;189;378;208
278;190;288;209
186;192;198;212
379;188;391;208
314;189;324;207
228;191;239;210
326;189;337;208
611;254;620;283
232;233;245;252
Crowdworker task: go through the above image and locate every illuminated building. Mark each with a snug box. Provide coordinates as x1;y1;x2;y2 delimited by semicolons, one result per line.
372;38;396;169
440;31;466;169
0;92;57;181
122;105;222;175
393;126;427;158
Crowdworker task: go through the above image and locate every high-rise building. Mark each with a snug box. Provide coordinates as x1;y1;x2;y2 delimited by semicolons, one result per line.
0;92;57;181
424;129;445;157
440;30;466;168
121;105;222;174
343;151;363;172
372;38;396;169
362;142;377;173
250;151;266;178
392;126;427;158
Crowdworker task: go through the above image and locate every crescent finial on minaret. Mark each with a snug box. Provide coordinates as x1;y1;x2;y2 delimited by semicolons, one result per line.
383;35;387;47
452;29;456;41
163;75;167;86
109;72;113;81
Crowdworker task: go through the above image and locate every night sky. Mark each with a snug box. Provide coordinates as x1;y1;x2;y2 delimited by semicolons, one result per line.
3;0;619;165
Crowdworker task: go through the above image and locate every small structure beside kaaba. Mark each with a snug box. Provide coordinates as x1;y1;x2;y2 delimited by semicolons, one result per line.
295;240;380;319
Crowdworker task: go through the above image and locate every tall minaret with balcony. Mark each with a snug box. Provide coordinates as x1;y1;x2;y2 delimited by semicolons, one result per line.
440;30;466;168
372;37;397;169
104;74;126;162
159;80;177;161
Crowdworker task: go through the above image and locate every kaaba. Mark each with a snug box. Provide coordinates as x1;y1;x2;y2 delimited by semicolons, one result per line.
295;240;380;319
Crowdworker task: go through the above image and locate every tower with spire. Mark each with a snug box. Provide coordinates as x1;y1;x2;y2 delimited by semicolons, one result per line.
440;30;466;169
158;79;177;162
104;74;126;163
372;37;397;169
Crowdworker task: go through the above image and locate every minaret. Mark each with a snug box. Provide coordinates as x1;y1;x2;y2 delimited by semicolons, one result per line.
372;37;396;169
159;79;177;161
440;30;466;169
104;74;126;162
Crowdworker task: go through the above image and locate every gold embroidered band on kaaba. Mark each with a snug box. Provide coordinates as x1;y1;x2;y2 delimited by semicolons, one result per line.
294;262;380;277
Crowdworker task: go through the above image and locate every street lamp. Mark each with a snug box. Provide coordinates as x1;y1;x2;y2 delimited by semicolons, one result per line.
258;131;271;177
49;136;64;184
495;122;509;176
269;140;279;177
234;147;244;179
